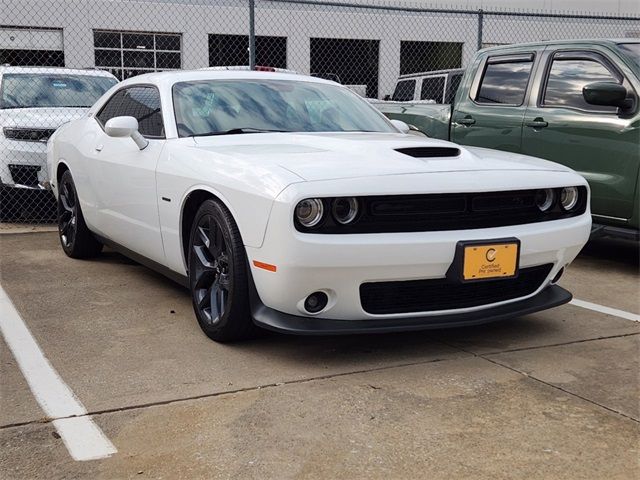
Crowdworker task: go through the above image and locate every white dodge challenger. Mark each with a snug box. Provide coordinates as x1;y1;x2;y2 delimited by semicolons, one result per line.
47;70;591;341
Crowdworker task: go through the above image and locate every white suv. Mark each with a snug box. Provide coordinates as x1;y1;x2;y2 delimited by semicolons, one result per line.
0;66;117;220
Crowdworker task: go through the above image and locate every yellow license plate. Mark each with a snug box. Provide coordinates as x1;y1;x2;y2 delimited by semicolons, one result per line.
462;242;519;281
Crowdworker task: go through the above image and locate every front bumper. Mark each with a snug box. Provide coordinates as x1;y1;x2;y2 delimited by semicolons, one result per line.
251;283;572;335
0;139;50;190
246;210;590;321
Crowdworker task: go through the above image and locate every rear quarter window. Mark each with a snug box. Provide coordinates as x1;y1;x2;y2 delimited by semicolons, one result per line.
392;79;416;102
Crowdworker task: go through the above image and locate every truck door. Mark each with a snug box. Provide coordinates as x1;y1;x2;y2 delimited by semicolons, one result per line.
451;52;537;152
521;49;640;221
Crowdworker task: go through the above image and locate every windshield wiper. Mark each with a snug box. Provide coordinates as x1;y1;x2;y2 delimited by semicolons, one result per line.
189;127;290;137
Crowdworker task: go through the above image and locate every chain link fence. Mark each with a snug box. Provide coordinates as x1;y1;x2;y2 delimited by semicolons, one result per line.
1;0;639;223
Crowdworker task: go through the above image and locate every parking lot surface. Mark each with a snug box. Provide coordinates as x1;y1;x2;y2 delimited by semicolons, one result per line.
1;231;638;479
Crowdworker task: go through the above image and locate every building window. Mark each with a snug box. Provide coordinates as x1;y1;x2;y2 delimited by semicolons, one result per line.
310;38;380;98
94;30;181;80
208;34;287;68
0;27;64;66
400;41;463;75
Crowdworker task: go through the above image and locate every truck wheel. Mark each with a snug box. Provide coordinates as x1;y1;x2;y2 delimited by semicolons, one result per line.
188;199;257;342
57;170;103;258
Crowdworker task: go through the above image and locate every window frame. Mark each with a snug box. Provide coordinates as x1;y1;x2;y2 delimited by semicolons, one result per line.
392;79;417;102
471;52;536;108
419;74;447;102
538;49;628;115
95;84;166;139
93;30;182;81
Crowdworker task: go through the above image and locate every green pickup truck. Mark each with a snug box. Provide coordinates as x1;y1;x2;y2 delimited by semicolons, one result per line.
375;39;640;239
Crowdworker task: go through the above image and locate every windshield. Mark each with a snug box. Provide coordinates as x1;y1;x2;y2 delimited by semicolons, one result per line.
172;79;395;137
618;43;640;68
0;73;117;109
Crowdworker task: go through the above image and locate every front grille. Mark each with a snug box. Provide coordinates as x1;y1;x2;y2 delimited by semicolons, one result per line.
295;188;588;234
360;264;553;314
3;127;56;142
9;164;41;186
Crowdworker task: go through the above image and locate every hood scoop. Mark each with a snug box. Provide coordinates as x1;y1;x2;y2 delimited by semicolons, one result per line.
395;147;461;158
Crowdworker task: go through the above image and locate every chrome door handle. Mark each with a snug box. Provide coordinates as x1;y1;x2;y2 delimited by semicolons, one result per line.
95;144;103;152
525;118;548;129
457;116;476;126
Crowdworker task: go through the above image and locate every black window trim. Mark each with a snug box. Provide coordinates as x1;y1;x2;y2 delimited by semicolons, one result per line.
95;84;166;139
471;52;536;108
538;49;635;116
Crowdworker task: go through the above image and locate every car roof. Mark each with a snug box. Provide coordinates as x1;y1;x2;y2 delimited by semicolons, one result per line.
480;38;640;54
115;69;338;89
0;66;118;78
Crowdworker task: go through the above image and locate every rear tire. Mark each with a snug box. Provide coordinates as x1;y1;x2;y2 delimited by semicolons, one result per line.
57;170;103;258
188;199;257;342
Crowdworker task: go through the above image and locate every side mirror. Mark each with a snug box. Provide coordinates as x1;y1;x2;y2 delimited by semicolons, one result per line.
583;82;632;111
104;116;149;150
390;119;410;134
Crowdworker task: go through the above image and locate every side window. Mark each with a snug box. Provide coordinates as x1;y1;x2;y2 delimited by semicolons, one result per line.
476;56;534;105
543;55;621;113
445;73;463;104
96;86;164;138
392;79;416;102
420;76;446;103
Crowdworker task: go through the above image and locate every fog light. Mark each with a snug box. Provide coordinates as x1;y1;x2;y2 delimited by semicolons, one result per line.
560;187;579;211
304;291;328;313
536;188;554;212
551;267;564;284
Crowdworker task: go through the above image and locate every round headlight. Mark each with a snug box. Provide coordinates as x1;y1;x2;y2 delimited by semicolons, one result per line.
332;197;359;224
295;198;324;227
535;188;554;212
560;186;579;211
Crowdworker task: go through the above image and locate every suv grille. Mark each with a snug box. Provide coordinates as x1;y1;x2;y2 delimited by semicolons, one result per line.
360;264;553;315
3;128;57;142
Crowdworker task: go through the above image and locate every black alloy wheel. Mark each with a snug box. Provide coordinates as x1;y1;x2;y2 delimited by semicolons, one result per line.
58;176;77;249
188;199;256;342
57;170;102;258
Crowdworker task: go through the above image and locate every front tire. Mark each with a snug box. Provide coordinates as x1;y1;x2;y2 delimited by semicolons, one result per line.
57;170;103;258
188;199;256;342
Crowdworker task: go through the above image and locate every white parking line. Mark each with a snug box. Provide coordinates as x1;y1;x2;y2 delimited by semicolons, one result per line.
570;298;640;323
0;285;116;461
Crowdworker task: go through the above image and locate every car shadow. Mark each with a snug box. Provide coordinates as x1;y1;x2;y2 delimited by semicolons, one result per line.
577;237;639;274
88;246;572;365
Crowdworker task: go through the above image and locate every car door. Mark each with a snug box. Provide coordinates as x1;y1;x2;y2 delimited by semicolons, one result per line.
91;85;166;262
521;49;640;221
451;51;539;152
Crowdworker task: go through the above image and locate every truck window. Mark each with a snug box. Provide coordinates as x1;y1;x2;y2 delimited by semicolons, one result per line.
392;79;416;101
445;73;463;104
420;77;446;103
543;56;621;113
476;57;533;105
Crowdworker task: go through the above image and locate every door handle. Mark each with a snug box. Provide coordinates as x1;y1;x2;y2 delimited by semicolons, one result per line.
95;144;103;152
456;116;476;126
525;118;548;129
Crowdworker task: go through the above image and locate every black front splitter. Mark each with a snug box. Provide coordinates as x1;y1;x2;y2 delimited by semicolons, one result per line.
250;285;572;335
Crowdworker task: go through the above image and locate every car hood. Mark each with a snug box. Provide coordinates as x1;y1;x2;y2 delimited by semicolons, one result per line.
0;107;89;129
192;132;570;182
